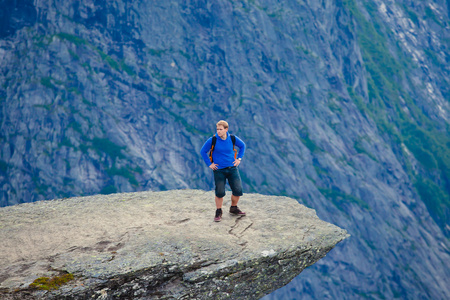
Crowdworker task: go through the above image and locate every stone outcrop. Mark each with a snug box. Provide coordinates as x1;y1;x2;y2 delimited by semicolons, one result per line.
0;189;348;299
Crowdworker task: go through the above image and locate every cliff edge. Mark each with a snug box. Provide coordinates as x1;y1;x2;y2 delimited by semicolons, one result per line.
0;190;349;299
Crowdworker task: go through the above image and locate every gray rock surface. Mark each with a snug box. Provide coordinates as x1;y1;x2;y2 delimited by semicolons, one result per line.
0;189;348;299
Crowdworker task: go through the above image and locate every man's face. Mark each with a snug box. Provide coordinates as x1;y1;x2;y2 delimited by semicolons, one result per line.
217;125;228;138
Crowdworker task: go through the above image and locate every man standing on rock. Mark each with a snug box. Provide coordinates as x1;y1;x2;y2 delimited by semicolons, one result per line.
201;120;246;222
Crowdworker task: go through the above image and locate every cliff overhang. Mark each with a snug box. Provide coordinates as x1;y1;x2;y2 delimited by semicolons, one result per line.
0;190;349;299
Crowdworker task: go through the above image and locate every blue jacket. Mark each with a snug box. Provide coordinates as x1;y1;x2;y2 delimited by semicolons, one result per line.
200;133;246;169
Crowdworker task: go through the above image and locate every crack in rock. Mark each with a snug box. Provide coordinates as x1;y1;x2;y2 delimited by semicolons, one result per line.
228;217;253;247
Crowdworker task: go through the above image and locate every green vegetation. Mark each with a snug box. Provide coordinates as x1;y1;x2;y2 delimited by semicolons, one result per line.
327;98;342;113
90;138;141;188
33;104;52;110
59;137;74;148
148;48;167;56
290;92;301;103
343;0;449;231
40;76;64;90
314;165;328;176
106;167;139;187
179;50;191;60
0;160;7;173
423;48;442;66
81;97;92;106
414;177;450;230
319;188;370;211
92;138;125;160
183;91;199;101
133;166;143;175
32;34;54;48
29;273;74;290
162;108;209;136
299;127;321;153
32;176;49;195
55;33;87;46
120;61;135;76
344;0;407;104
401;124;439;170
81;62;93;73
67;86;81;95
400;4;419;26
79;143;89;154
68;121;83;135
96;50;135;76
239;171;258;194
98;50;120;71
68;49;79;60
424;6;442;26
100;185;118;195
56;32;135;76
56;132;140;189
295;45;311;55
347;87;370;116
354;137;378;162
40;77;54;89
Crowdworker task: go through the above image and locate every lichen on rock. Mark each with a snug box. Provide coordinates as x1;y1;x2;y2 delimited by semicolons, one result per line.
29;273;74;290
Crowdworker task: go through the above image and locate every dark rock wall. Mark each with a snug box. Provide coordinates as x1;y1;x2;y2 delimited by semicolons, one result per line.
0;0;37;39
0;0;449;299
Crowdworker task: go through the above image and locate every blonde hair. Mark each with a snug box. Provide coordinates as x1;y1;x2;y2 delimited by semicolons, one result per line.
216;120;229;129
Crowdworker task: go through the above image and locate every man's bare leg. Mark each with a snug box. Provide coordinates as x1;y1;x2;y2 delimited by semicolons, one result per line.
215;196;224;209
230;195;245;215
231;195;240;206
214;197;224;222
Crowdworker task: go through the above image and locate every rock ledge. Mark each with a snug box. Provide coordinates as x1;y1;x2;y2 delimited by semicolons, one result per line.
0;190;349;299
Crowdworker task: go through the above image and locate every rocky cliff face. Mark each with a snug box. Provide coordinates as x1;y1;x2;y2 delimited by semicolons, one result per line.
0;0;449;299
0;190;348;299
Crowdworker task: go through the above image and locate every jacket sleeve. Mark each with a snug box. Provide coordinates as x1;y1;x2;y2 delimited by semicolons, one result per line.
234;135;246;159
200;137;213;166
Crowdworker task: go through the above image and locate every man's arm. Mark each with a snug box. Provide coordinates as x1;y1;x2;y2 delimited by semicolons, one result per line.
200;137;214;166
234;135;246;159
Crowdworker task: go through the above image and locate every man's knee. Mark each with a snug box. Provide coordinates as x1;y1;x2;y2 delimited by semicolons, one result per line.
231;189;243;197
214;171;226;198
230;180;243;196
215;183;226;198
229;170;243;196
215;181;226;198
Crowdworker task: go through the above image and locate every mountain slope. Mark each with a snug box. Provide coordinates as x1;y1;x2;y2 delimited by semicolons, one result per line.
0;0;449;299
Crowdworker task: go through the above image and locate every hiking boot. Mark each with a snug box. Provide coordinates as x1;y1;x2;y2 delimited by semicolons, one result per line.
229;206;246;216
214;209;223;222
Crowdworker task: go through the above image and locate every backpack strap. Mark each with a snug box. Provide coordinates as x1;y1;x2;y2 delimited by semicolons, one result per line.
230;134;237;160
209;135;217;163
